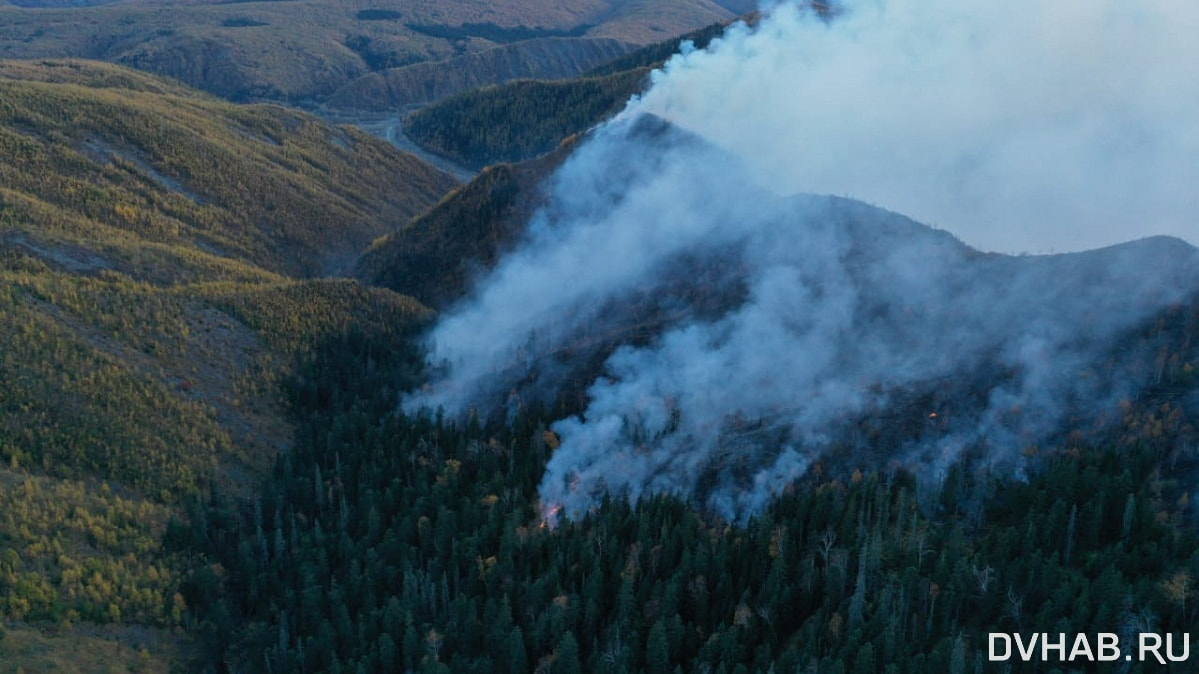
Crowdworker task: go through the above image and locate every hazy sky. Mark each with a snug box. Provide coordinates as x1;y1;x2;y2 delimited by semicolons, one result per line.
629;0;1199;253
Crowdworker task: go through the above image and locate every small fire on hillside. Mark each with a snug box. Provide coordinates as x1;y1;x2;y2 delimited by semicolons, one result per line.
540;502;564;530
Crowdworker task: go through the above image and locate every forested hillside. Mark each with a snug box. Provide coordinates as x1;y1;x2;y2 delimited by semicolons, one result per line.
0;61;450;671
0;59;455;276
324;37;637;111
356;143;577;308
344;116;1199;671
403;69;649;169
404;22;728;168
180;290;1199;673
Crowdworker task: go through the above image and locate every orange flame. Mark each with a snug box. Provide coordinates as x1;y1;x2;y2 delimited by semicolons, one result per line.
540;503;564;530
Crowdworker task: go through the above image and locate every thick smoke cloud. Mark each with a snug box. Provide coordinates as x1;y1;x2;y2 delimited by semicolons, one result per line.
634;0;1199;253
406;1;1199;522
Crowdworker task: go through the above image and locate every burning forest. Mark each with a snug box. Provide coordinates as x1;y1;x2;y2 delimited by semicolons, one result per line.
407;0;1199;523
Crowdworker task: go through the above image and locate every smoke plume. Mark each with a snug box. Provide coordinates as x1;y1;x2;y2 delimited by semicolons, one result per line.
406;1;1199;522
634;0;1199;254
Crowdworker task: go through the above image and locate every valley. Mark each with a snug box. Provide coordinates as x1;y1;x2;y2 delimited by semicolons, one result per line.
309;109;477;182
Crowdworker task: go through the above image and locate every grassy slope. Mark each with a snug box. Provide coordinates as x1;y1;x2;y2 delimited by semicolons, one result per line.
0;0;736;102
0;61;445;671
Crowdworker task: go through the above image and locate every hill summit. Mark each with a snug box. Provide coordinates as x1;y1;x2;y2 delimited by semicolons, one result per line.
392;113;1199;521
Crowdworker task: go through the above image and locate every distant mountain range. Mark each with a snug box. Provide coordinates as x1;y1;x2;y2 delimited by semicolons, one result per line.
0;0;743;103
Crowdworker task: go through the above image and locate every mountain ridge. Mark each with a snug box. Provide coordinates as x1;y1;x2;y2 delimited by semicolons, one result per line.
372;111;1199;525
0;0;739;103
325;36;636;111
402;20;730;168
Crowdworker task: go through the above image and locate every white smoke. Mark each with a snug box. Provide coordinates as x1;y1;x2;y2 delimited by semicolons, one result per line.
633;0;1199;253
406;1;1199;522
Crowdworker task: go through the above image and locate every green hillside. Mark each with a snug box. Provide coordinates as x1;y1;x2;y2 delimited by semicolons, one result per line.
355;142;576;308
403;69;648;168
403;21;728;168
0;61;448;671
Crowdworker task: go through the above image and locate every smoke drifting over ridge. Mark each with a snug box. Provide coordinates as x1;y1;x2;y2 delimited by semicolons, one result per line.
405;1;1199;521
635;0;1199;254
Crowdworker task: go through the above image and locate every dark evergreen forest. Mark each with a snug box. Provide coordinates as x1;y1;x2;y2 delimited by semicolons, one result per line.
176;304;1199;673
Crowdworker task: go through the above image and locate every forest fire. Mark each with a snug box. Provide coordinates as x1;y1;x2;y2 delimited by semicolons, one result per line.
404;0;1199;524
540;502;564;530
